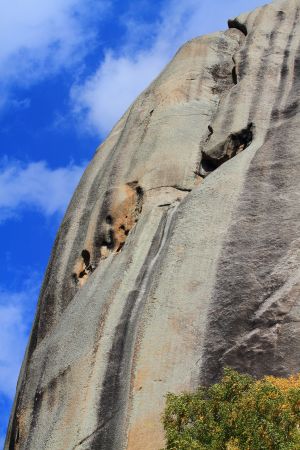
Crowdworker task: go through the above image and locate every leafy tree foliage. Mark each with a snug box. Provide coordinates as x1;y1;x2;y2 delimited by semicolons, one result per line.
162;368;300;450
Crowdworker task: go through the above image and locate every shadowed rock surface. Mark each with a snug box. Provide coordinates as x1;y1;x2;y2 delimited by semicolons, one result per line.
5;0;300;448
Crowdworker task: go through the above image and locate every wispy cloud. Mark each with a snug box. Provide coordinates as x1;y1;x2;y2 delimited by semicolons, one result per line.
0;274;41;445
72;0;267;136
0;274;40;399
0;0;109;108
71;50;167;136
0;159;85;223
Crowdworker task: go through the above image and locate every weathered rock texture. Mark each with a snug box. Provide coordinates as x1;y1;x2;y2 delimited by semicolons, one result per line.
6;0;300;448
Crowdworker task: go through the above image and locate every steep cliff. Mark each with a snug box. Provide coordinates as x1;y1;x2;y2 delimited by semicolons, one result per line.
5;0;300;448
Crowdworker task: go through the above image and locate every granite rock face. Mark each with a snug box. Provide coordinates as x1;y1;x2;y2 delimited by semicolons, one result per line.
6;0;300;448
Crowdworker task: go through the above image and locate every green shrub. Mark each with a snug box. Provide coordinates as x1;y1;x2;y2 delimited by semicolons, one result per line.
162;368;300;450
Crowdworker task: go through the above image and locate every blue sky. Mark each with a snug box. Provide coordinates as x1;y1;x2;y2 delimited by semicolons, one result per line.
0;0;268;445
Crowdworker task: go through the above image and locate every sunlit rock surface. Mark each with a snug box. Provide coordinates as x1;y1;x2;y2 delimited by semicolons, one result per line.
6;0;300;448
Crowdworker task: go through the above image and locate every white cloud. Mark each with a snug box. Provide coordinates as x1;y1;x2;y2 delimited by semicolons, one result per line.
71;50;167;136
0;300;29;398
72;0;268;136
0;276;40;399
0;276;40;445
0;159;85;222
0;0;109;108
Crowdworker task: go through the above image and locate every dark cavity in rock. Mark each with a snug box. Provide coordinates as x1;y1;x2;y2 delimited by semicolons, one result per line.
232;66;238;84
81;249;91;267
228;18;248;36
199;123;253;177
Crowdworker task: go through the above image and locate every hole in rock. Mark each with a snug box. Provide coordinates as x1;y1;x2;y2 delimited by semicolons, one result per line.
228;19;247;36
106;214;113;225
200;123;253;177
200;154;219;173
232;66;238;84
277;10;285;20
136;185;143;197
81;249;90;267
75;181;144;279
72;273;78;284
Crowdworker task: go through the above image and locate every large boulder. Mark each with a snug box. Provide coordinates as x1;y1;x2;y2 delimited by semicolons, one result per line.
6;0;300;448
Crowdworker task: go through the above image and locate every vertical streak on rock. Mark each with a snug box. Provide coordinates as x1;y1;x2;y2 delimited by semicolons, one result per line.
91;204;178;450
200;2;300;386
